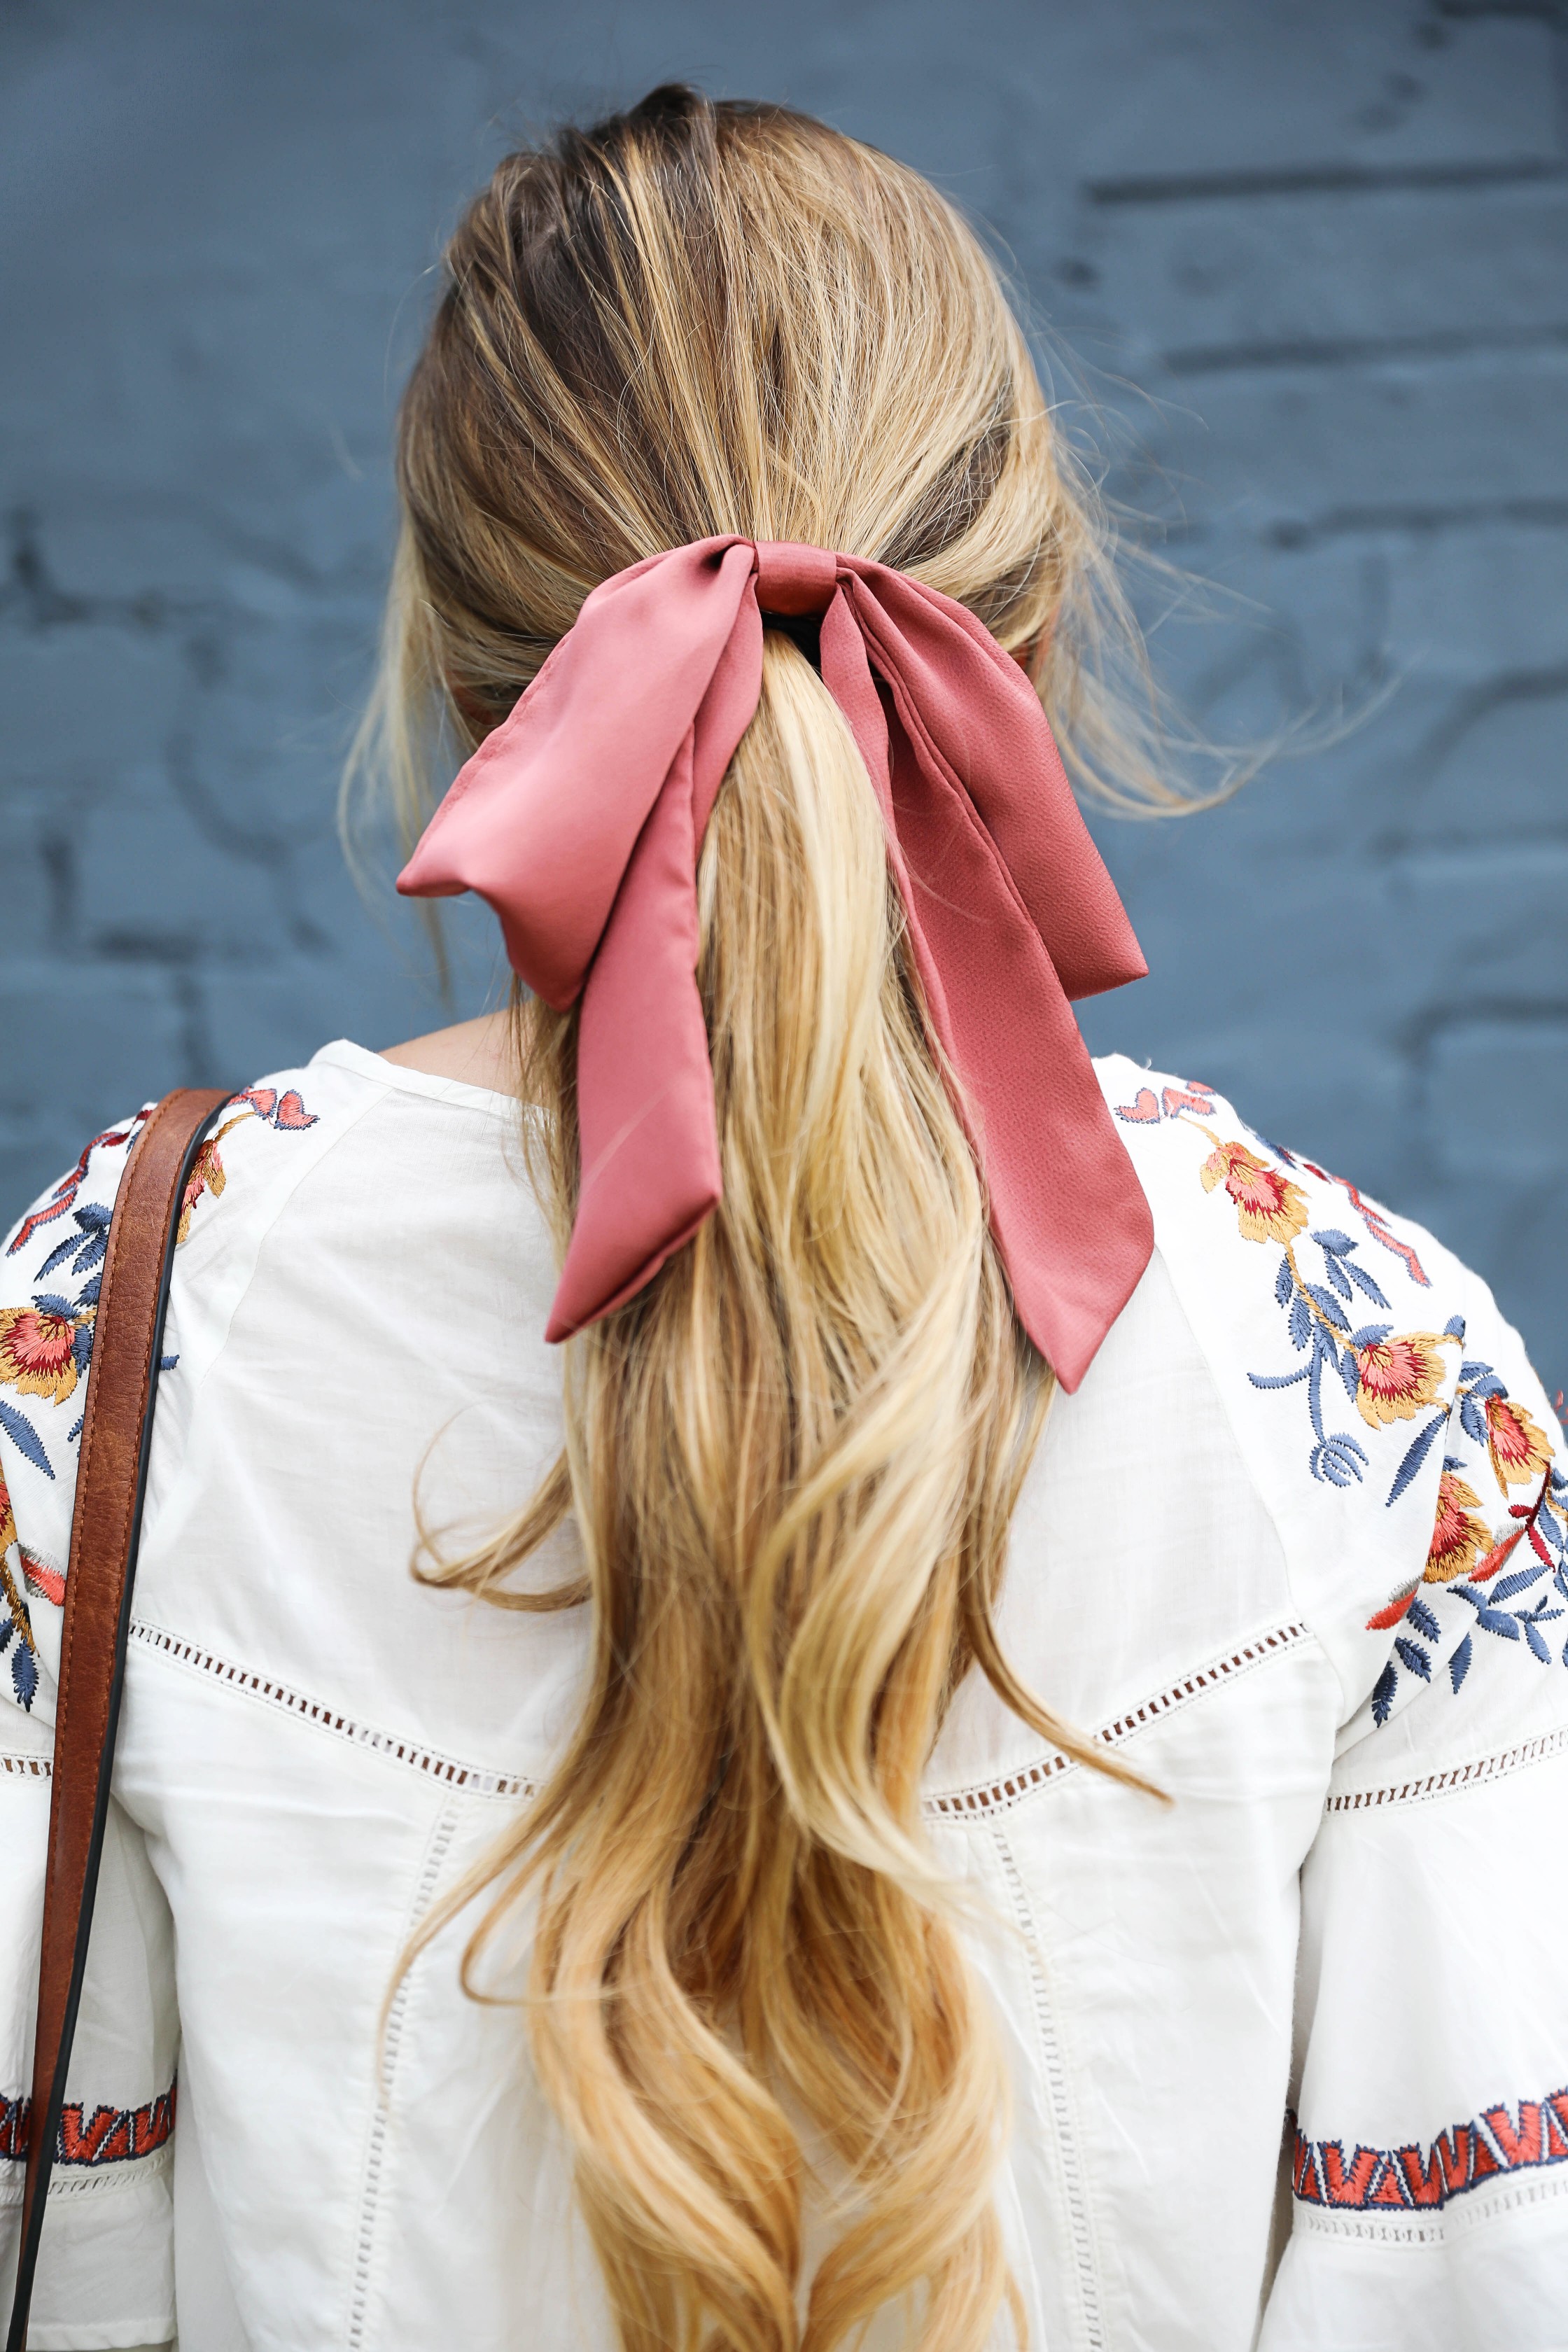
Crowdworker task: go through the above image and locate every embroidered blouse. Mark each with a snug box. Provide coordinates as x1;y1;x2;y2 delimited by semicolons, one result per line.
1;1040;1564;2351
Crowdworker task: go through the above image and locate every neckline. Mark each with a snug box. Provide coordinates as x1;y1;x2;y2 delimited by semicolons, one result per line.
310;1037;523;1121
316;1037;1135;1121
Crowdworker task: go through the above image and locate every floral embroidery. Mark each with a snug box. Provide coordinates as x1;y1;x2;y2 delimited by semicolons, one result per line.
177;1121;239;1244
1422;1469;1490;1586
0;1586;35;1713
1114;1082;1432;1285
1290;2078;1568;2213
1114;1082;1457;1486
1116;1082;1218;1125
173;1089;318;1245
237;1085;318;1131
0;1473;38;1708
19;1555;60;1608
0;1299;93;1407
0;1466;63;1704
0;1086;321;1450
1366;1345;1568;1717
0;1084;321;1707
1114;1074;1568;1726
1484;1392;1553;1492
1198;1140;1308;1246
1270;1140;1432;1289
1243;1226;1455;1491
1116;1083;1459;1493
1349;1332;1450;1430
3;1114;149;1261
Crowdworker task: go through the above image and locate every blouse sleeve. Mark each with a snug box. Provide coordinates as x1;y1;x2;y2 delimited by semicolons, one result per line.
1260;1255;1568;2347
1096;1058;1568;2347
0;1114;179;2348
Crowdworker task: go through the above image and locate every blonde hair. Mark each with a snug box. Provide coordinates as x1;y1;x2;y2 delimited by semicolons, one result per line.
370;87;1158;2352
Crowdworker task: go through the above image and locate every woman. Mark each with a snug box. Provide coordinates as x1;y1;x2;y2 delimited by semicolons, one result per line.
1;85;1564;2352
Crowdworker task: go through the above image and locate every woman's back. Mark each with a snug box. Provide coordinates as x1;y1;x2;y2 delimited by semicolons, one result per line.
4;80;1566;2352
6;1036;1564;2346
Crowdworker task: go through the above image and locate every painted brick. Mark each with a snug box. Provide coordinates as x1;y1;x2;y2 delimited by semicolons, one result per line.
1;0;1564;1390
0;967;188;1161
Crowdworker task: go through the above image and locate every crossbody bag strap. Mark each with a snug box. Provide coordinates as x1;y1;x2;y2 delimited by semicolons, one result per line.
6;1087;231;2352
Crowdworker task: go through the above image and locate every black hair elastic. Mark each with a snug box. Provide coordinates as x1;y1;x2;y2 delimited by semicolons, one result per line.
757;609;822;672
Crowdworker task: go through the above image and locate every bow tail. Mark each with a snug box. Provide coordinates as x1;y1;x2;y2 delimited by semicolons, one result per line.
545;725;724;1341
882;723;1153;1386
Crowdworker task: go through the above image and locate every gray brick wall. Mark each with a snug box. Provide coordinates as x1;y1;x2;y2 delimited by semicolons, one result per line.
3;1;1564;1380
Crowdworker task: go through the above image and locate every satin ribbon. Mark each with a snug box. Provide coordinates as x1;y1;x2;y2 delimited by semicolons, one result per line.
397;536;1152;1390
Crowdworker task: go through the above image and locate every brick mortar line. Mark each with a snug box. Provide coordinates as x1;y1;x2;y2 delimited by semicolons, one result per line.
1165;321;1568;379
1088;158;1568;206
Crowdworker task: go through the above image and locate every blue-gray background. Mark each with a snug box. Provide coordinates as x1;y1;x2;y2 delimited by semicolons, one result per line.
4;2;1565;1380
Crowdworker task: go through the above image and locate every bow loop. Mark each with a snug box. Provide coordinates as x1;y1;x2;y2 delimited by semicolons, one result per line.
398;534;1153;1387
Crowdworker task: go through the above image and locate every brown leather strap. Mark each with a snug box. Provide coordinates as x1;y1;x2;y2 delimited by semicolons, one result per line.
6;1088;230;2352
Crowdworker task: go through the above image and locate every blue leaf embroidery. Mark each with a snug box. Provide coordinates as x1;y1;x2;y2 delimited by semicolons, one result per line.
1489;1564;1547;1606
1302;1283;1349;1331
1343;1260;1391;1308
10;1644;37;1710
0;1401;54;1480
1387;1413;1446;1506
1406;1595;1441;1642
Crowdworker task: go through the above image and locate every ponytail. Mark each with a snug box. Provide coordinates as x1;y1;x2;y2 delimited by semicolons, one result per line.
371;85;1161;2351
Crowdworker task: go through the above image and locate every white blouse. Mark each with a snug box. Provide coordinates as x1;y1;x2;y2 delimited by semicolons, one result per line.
1;1039;1565;2351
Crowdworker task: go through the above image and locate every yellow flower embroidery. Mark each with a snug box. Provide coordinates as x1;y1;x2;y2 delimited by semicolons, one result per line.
1199;1141;1308;1246
1424;1469;1489;1584
1483;1393;1553;1492
1350;1333;1450;1430
0;1303;90;1407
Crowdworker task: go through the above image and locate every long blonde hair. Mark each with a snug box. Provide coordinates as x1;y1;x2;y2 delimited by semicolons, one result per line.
367;87;1161;2352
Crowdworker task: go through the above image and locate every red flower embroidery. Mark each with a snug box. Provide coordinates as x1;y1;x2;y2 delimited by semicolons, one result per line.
1350;1333;1448;1429
0;1304;89;1407
1199;1142;1308;1246
21;1553;62;1606
174;1105;277;1245
176;1136;229;1245
1424;1469;1489;1584
1484;1394;1553;1492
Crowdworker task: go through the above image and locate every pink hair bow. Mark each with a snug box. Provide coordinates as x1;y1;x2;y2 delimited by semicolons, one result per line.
398;537;1153;1389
